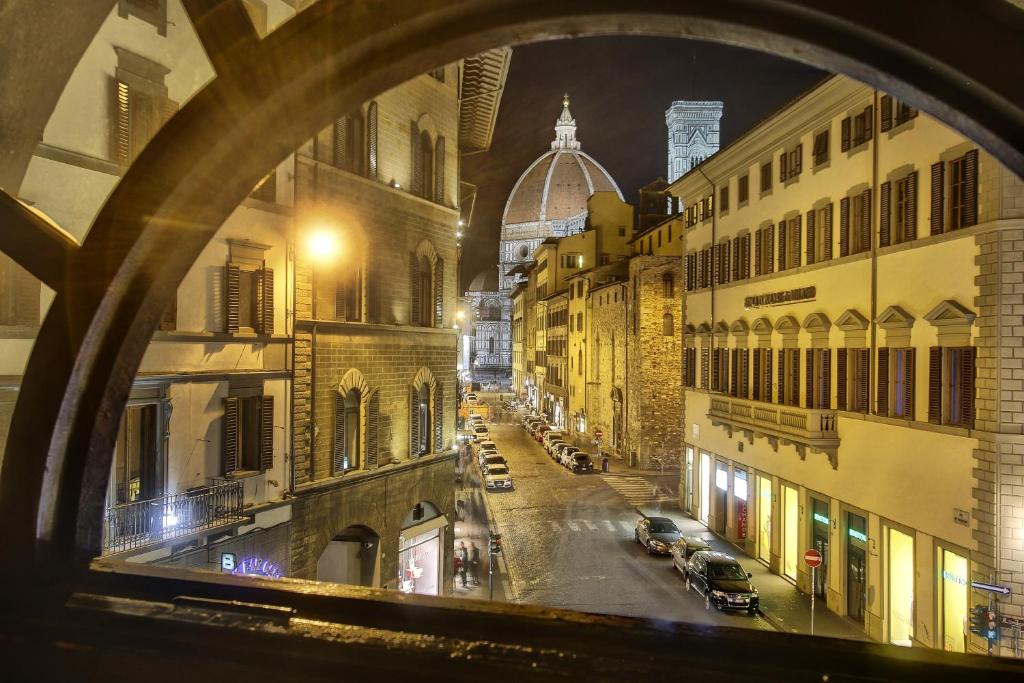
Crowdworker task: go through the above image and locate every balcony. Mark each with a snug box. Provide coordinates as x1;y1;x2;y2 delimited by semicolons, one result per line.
707;396;840;468
102;480;246;555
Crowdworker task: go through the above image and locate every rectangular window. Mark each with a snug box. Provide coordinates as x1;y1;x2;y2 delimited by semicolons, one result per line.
778;217;802;271
720;186;730;213
110;403;160;505
881;95;918;131
929;346;975;427
738;174;749;203
949;156;969;230
779;144;803;182
805;348;831;409
838;348;870;413
760;161;772;193
807;204;833;265
223;393;274;475
778;348;800;407
751;348;773;403
754;225;775;275
813;129;830;166
841;105;874;151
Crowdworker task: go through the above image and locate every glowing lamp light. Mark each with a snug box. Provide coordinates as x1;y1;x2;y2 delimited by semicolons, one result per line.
456;231;463;238
306;229;339;262
458;219;465;227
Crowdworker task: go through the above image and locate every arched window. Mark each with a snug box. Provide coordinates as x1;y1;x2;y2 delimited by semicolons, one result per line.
488;336;495;354
366;101;378;180
333;109;363;174
434;136;445;204
420;131;434;200
414;383;430;456
410;253;438;326
663;313;674;336
578;349;583;374
663;273;675;298
333;388;361;473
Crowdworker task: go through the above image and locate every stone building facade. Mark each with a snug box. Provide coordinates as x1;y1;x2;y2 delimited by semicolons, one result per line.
666;100;724;183
671;73;1024;655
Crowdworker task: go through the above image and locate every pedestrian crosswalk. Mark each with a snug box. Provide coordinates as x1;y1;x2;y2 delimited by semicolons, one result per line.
548;519;634;534
602;475;674;507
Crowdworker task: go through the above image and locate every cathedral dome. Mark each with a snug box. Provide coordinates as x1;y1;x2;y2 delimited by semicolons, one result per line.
502;95;622;228
467;268;499;292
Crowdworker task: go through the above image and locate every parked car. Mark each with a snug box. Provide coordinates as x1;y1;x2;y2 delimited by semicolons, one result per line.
552;442;575;458
478;440;497;452
634;516;683;555
477;448;498;466
542;431;563;449
473;425;489;441
568;452;594;473
545;436;565;454
485;465;513;490
482;454;508;474
533;425;551;441
685;551;759;614
670;537;713;573
558;446;581;466
523;416;542;429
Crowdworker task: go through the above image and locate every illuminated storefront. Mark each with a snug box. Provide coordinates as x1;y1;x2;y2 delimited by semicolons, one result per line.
810;498;830;599
685;446;694;514
699;451;711;524
782;484;799;581
887;527;915;646
847;512;867;623
398;505;446;597
940;548;968;652
714;461;728;534
757;475;772;565
734;469;748;541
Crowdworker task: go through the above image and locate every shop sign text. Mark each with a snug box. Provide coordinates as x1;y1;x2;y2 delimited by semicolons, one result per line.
744;286;816;309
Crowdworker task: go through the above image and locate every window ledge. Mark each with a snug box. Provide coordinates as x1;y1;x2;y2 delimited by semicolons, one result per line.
226;470;263;481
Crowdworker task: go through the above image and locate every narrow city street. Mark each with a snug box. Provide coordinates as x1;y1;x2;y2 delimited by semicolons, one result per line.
474;420;775;631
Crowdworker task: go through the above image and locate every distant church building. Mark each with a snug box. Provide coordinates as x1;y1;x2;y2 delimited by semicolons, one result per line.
464;95;622;384
665;100;723;182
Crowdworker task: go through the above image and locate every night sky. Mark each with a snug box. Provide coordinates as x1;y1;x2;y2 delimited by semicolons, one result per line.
459;36;826;289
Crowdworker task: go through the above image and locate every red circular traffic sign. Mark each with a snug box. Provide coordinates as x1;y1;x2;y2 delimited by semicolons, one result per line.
804;549;823;568
595;430;603;438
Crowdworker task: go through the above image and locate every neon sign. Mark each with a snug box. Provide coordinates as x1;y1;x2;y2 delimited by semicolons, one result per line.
848;528;867;543
232;556;283;579
942;570;967;586
813;513;830;526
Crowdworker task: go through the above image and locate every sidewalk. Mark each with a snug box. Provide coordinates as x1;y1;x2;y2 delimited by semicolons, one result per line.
451;452;509;602
644;503;870;642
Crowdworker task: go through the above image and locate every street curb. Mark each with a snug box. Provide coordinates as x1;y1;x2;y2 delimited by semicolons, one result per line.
756;607;785;633
475;464;519;603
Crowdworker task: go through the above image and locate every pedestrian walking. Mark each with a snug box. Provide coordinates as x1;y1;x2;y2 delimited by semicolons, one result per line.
469;542;481;585
458;542;469;587
453;554;464;589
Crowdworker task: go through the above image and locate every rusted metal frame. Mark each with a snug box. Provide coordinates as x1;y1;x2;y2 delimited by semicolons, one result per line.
1;0;1023;579
0;192;79;291
181;0;260;75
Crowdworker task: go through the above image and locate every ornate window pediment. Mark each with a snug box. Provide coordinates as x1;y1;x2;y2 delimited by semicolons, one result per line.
751;317;773;336
683;323;696;341
774;315;800;334
835;309;869;331
696;322;712;336
802;312;832;333
923;299;976;327
729;319;749;335
876;305;915;330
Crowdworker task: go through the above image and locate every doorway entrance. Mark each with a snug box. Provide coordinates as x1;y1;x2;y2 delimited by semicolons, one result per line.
316;525;381;588
887;527;914;647
782;484;799;581
699;451;710;525
847;512;867;623
757;475;772;565
810;498;830;599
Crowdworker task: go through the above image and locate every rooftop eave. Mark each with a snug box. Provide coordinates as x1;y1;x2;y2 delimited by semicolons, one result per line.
459;47;512;154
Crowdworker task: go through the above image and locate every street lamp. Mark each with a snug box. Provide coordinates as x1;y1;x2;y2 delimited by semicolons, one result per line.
306;228;339;263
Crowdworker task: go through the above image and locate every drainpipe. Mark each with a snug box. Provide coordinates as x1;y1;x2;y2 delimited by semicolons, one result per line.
697;167;717;391
870;90;879;408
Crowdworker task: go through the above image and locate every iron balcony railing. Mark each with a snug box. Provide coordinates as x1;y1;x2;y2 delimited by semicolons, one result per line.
102;480;245;555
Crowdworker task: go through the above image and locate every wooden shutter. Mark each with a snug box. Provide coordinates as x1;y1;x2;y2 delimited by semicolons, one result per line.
367;102;378;179
805;210;816;265
905;171;918;241
754;230;762;276
860;190;872;252
434;257;444;327
839;197;850;256
333;392;346;473
876;347;889;416
805;349;814;409
822;349;831;409
434;382;444;452
723;240;731;283
879;181;891;247
790;217;802;269
409;252;421;325
223;397;239;475
788;348;800;407
259;267;274;334
115;79;132;164
410;121;423;195
225;264;240;333
366;390;379;469
862;105;873;141
780;152;788;183
701;348;709;389
964;149;979;227
742;234;752;278
880;95;893;132
904;348;915;420
837;348;848;411
930;161;944;235
764;349;773;403
682;347;690;387
740;350;750;398
352;113;365;176
732;237;741;280
928;346;943;423
730;349;738;396
335;275;347;321
824;203;834;260
334;115;350;169
961;347;975;428
260;395;275;471
777;349;786;405
434;137;446;204
766;224;775;273
841;117;851;151
794;143;803;175
409;387;419;456
711;348;720;391
752;350;761;401
857;349;870;414
778;219;787;270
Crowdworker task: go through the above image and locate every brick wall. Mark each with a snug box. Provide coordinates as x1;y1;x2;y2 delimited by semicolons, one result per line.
587;283;626;455
626;257;684;470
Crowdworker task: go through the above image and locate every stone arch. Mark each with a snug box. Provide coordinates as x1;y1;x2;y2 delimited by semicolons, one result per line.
414;238;439;269
415;113;439;144
409;366;443;457
6;0;1024;570
338;368;370;397
316;523;382;588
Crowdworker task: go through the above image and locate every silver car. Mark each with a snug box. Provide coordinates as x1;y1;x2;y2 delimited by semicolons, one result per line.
485;465;513;490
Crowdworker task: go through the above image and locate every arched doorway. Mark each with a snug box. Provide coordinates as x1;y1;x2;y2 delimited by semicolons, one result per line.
316;524;381;588
397;501;445;596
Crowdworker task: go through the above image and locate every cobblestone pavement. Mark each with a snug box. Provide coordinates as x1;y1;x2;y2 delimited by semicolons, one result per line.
478;421;775;631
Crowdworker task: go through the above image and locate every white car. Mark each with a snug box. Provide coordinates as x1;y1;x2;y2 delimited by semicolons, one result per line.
477;448;498;466
478;440;497;451
481;454;507;474
558;447;581;467
473;425;489;441
485;465;513;490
